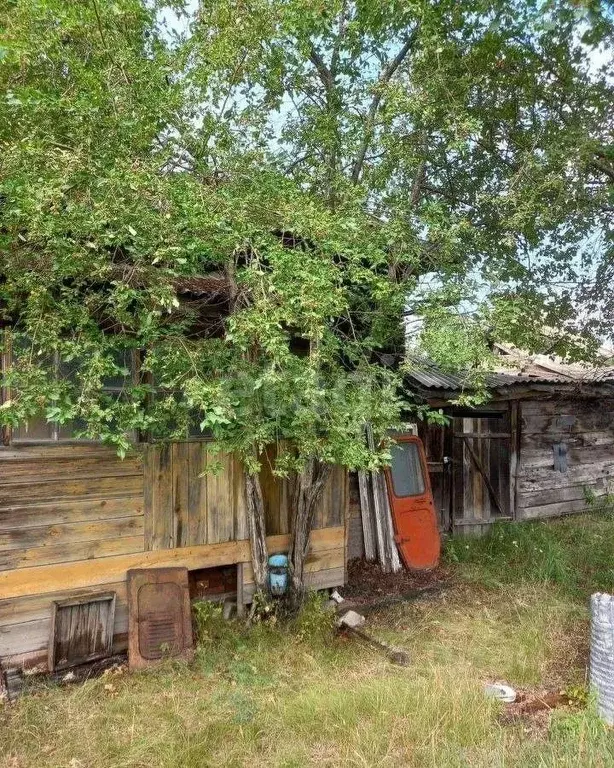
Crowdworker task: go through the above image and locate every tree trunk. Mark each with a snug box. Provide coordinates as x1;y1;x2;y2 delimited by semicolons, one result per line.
244;469;269;595
288;458;333;605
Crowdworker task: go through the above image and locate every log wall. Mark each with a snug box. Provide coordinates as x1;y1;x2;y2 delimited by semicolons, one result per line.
516;398;614;519
0;443;348;671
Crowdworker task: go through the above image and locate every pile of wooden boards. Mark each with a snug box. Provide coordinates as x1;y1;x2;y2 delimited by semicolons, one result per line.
358;426;401;573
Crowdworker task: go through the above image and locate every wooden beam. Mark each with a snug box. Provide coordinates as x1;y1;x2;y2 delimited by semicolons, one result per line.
509;401;519;520
0;526;344;600
454;516;513;526
357;471;376;560
452;432;511;439
236;562;245;617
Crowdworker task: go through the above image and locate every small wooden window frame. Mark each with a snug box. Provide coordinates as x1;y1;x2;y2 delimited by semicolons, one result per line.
1;330;140;446
147;387;215;443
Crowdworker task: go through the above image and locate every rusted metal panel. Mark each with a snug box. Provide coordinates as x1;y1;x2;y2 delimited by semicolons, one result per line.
127;567;193;669
48;592;116;671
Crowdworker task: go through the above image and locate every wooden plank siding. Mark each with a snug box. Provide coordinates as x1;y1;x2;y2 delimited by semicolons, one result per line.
0;441;349;671
0;446;145;573
516;398;614;520
143;444;248;549
0;527;344;670
144;443;347;548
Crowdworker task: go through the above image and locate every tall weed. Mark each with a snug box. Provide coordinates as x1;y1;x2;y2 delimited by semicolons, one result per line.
445;514;614;598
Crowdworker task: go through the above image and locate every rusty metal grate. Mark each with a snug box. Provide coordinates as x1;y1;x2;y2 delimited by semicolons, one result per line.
127;568;193;669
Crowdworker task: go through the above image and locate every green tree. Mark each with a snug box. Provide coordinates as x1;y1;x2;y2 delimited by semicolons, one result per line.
0;0;611;597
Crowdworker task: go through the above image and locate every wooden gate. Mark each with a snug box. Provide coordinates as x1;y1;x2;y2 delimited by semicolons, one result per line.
451;404;518;533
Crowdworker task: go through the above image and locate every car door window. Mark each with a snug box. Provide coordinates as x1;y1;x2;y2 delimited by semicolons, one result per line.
390;441;425;497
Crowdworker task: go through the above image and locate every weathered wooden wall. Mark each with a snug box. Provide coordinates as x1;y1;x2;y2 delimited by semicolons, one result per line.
347;396;614;560
0;443;348;672
418;421;450;530
258;445;347;535
144;443;347;546
346;472;364;561
517;398;614;519
0;444;143;670
144;444;247;549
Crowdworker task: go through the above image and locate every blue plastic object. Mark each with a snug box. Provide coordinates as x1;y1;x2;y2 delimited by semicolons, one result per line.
268;553;289;596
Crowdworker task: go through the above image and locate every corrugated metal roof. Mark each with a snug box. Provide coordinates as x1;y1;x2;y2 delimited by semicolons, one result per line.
405;356;614;392
582;367;614;383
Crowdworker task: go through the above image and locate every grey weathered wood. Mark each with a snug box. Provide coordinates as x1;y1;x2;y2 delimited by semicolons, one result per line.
172;443;190;548
365;424;400;573
376;471;401;573
521;499;594;519
48;592;116;671
515;397;614;520
453;432;511;439
365;426;387;567
509;401;519;519
236;562;245;618
357;470;376;561
462;419;474;519
454;516;513;526
462;437;505;517
518;482;608;508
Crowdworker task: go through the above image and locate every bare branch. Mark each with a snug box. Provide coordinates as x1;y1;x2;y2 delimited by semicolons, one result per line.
309;45;333;93
591;157;614;183
330;0;348;79
351;26;421;184
284;152;315;174
410;161;426;206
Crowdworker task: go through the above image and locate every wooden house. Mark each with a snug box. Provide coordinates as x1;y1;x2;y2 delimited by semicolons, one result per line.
3;306;614;675
0;274;350;675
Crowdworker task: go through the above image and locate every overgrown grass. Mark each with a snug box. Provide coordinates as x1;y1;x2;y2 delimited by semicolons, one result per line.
444;511;614;597
3;514;614;767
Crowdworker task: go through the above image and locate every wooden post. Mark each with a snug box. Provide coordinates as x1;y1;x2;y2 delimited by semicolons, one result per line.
236;562;245;618
442;418;454;533
509;401;519;520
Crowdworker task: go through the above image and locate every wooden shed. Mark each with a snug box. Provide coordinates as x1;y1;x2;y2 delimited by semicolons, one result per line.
412;349;614;534
348;347;614;554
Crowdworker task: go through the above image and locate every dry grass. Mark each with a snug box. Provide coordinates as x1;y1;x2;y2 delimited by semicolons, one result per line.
3;514;614;767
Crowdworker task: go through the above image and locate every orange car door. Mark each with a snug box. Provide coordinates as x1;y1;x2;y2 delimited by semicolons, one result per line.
384;435;441;570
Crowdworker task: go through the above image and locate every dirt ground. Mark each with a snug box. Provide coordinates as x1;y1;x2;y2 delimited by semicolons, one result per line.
343;556;451;602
